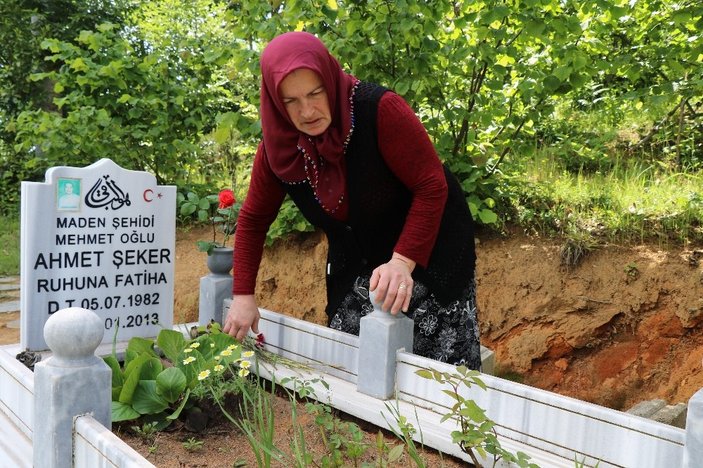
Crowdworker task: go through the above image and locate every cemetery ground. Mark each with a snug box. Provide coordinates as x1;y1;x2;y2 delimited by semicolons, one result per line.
1;225;702;466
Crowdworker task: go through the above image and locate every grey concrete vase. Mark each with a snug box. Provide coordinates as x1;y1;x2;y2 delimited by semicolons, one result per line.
206;247;233;275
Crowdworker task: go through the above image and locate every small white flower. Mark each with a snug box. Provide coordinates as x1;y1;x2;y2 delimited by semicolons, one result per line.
238;368;250;378
210;343;215;348
190;342;201;349
183;348;194;353
226;344;238;351
214;355;221;361
182;356;196;365
220;349;233;357
242;351;255;358
197;370;211;381
240;360;251;369
214;364;224;372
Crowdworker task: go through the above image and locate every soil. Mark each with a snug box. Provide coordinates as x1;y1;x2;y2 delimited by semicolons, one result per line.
2;226;702;466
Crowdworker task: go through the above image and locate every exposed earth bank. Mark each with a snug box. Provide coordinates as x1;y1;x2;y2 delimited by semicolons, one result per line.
178;227;703;411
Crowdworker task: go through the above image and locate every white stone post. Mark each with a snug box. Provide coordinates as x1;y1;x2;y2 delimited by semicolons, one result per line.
357;290;414;399
198;269;233;326
33;307;111;468
684;387;703;467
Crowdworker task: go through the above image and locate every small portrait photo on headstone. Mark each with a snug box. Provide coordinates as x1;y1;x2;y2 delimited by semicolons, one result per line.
57;178;82;211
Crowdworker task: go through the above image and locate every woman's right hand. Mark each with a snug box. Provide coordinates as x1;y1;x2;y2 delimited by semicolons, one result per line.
223;294;260;341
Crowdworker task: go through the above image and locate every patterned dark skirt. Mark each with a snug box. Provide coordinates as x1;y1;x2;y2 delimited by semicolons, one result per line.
328;275;482;370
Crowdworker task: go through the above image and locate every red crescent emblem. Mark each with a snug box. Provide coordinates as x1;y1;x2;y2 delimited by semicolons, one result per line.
143;189;154;202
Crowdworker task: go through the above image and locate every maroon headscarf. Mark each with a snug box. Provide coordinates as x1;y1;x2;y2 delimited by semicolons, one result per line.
260;31;358;214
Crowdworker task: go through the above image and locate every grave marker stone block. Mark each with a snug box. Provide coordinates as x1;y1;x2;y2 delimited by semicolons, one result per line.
20;159;176;351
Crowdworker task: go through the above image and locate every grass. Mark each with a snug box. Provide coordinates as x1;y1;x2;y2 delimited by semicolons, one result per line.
504;153;703;247
0;216;19;276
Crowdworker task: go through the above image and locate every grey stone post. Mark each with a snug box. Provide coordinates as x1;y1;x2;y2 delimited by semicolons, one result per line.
33;307;111;468
684;387;703;467
357;290;414;399
198;271;233;326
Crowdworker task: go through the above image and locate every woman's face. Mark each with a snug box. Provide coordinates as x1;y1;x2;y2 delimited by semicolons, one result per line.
279;68;331;136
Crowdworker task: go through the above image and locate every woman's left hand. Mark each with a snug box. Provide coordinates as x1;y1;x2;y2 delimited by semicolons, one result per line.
369;253;416;314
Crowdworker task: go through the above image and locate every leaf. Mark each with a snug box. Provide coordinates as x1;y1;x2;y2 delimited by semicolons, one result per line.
203;48;223;64
103;355;124;388
442;389;463;402
326;0;338;10
111;401;140;422
157;329;187;363
209;333;239;355
415;369;434;380
167;388;191;420
459;400;487;423
119;357;144;404
395;80;410;95
495;54;515;67
132;380;169;415
553;65;572;81
213;125;231;144
478;208;498;224
180;203;196;216
140;357;163;380
156;367;187;403
543;75;561;92
524;20;546;37
388;444;405;462
127;336;157;357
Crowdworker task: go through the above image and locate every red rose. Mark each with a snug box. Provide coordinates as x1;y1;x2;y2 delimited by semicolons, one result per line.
218;189;235;209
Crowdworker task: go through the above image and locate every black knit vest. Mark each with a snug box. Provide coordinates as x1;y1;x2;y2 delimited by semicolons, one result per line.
282;82;476;318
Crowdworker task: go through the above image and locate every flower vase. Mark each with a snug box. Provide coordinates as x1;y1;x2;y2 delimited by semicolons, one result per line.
206;247;233;276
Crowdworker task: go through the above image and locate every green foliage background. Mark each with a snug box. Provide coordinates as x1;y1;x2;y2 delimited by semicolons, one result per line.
1;0;701;243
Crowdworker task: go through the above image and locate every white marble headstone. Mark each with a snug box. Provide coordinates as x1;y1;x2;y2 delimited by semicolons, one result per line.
20;159;176;351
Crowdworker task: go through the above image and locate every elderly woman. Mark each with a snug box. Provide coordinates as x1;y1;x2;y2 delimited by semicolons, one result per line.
223;31;480;369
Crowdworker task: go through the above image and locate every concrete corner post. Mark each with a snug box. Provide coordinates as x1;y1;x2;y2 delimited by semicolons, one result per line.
357;290;414;399
34;307;111;468
198;270;233;326
684;387;703;467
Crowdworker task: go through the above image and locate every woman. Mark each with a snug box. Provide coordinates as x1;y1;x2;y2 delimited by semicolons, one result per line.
223;31;480;369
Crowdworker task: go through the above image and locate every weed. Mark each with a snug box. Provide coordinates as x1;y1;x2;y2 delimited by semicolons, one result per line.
560;231;596;267
182;437;204;452
130;422;159;444
624;262;640;280
383;399;427;467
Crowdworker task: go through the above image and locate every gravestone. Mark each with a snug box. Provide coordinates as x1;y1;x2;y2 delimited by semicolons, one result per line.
20;159;176;351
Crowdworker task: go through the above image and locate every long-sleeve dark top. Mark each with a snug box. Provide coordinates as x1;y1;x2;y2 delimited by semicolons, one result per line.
233;91;447;295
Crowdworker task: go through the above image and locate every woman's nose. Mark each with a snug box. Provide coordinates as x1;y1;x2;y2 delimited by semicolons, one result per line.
300;100;315;118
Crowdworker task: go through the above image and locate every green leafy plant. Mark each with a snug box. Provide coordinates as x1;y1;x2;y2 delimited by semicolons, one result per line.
182;437;204;452
130;421;159;444
624;262;640;280
104;324;251;430
383;400;426;467
416;365;539;468
232;380;286;467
